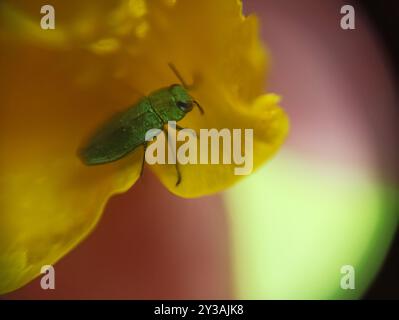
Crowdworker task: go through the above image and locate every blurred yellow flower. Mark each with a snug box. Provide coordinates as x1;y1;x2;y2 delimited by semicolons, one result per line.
0;0;288;293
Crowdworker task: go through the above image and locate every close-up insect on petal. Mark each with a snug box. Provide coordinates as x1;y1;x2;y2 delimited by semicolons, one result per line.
1;0;399;303
0;0;288;294
79;67;206;187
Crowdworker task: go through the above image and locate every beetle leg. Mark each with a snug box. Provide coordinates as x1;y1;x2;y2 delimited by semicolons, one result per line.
140;142;148;178
164;126;182;186
175;162;182;186
175;124;200;138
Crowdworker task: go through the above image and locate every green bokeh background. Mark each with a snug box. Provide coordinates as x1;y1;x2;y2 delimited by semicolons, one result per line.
226;150;398;299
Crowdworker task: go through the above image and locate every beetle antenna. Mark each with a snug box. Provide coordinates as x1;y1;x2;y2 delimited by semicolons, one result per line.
168;62;191;89
193;101;204;115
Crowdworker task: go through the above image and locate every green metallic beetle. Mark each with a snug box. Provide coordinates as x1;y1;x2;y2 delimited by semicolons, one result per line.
80;64;203;186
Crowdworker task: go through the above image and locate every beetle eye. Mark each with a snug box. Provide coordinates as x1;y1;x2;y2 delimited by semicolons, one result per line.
177;101;193;112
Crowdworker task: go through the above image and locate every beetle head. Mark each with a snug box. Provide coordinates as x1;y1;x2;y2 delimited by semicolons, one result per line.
169;84;204;115
169;84;194;113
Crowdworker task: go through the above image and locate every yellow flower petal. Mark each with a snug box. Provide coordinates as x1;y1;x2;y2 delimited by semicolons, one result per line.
0;0;288;293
